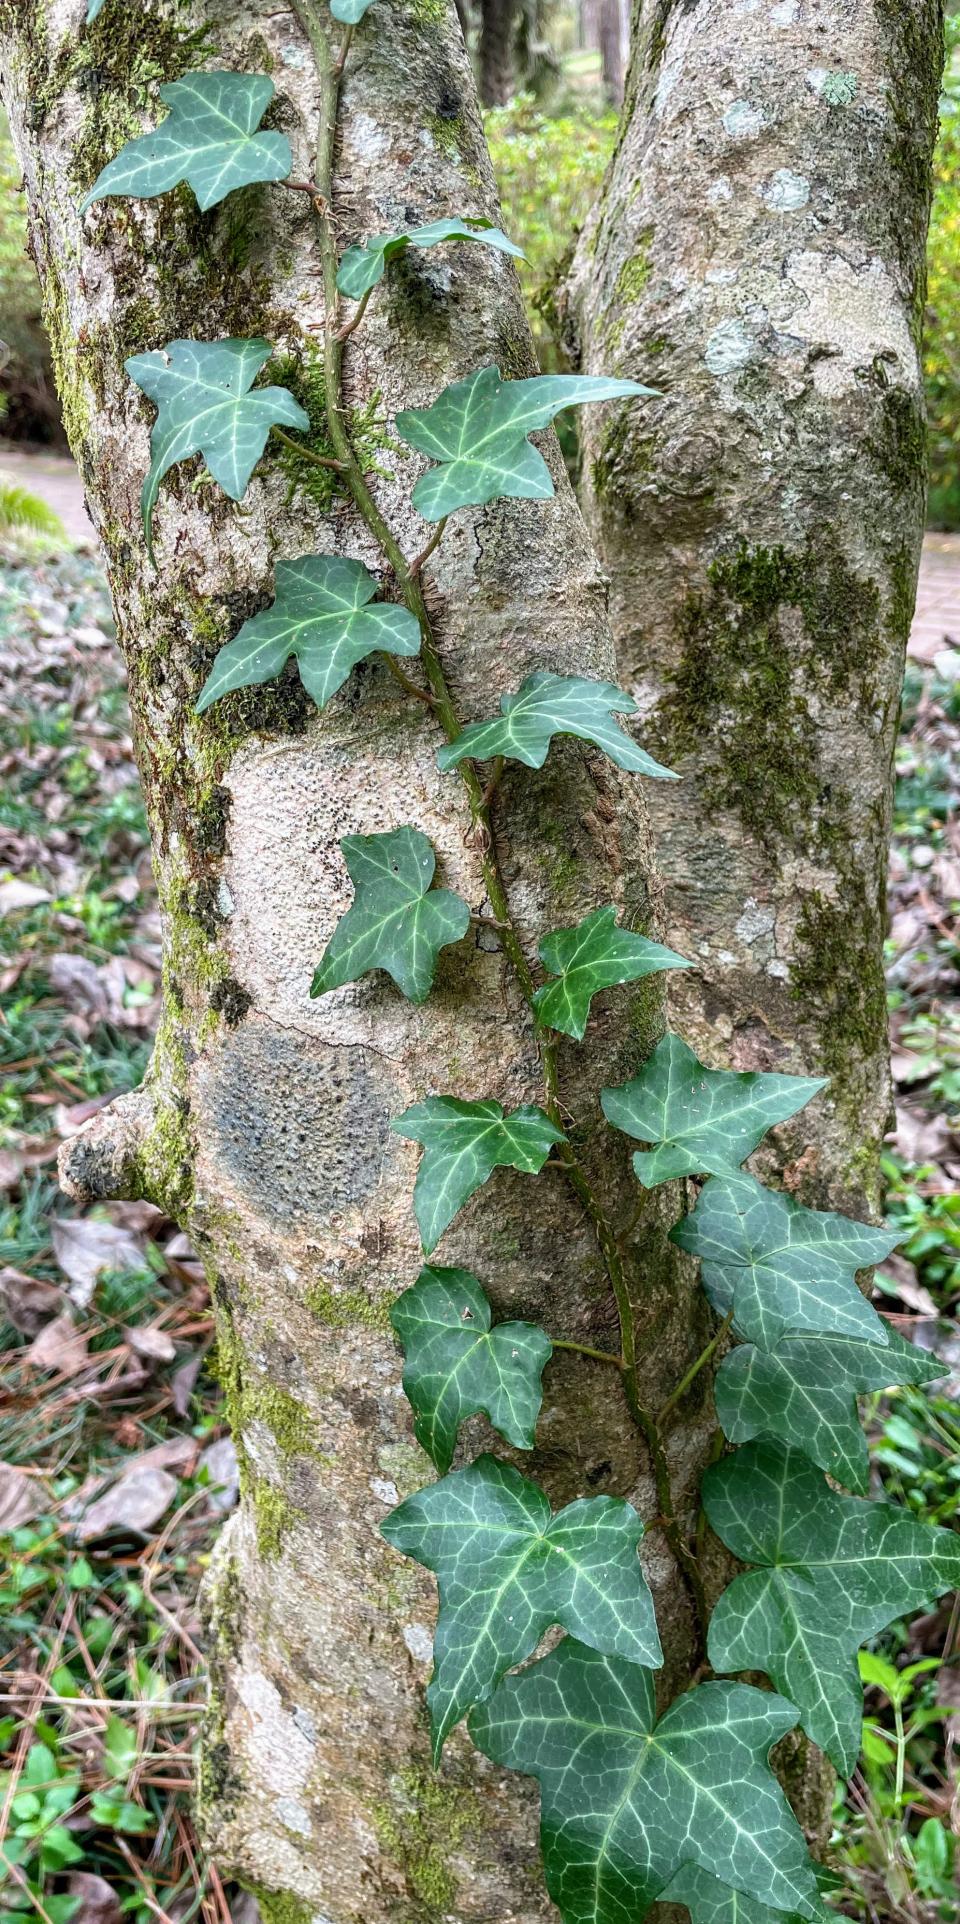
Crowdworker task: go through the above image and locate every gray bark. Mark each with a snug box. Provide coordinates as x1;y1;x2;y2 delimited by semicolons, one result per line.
478;0;517;103
0;1;727;1917
564;0;943;1214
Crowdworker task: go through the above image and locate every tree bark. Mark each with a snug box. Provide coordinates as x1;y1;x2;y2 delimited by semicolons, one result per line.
0;1;722;1916
596;0;626;105
564;0;944;1214
478;0;517;104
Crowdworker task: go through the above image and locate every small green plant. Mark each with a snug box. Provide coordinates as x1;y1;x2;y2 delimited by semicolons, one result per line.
0;476;67;543
63;5;960;1922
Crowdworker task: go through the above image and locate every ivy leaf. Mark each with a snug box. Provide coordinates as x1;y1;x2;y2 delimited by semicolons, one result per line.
601;1034;827;1186
704;1439;960;1774
395;364;654;521
437;672;676;779
664;1866;834;1924
309;827;468;1004
331;0;376;19
531;907;690;1041
86;0;106;18
469;1639;819;1924
125;338;308;562
391;1096;564;1253
337;216;524;301
715;1329;942;1493
80;73;292;214
381;1455;662;1760
671;1172;899;1351
391;1266;552;1472
196;555;421;713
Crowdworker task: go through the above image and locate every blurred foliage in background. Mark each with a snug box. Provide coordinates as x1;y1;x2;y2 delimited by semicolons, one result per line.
927;15;960;528
0;112;58;444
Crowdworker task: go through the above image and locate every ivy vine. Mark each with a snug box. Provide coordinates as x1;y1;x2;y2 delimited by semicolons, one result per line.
79;6;956;1923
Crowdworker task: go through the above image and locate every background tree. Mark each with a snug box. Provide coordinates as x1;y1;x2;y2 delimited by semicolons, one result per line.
0;0;717;1914
565;0;944;1214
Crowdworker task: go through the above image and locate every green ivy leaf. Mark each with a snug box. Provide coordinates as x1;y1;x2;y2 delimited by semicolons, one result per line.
195;556;421;714
309;827;469;1004
382;1455;662;1760
671;1172;899;1351
437;671;675;779
395;364;654;520
470;1639;819;1924
704;1440;960;1775
602;1034;826;1186
391;1266;552;1472
337;217;524;300
392;1096;564;1252
126;338;308;562
86;0;106;18
664;1865;833;1924
331;0;376;19
715;1329;942;1493
531;907;690;1040
80;73;292;215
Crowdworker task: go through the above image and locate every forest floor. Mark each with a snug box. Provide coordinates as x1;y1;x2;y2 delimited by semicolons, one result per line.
0;457;957;1924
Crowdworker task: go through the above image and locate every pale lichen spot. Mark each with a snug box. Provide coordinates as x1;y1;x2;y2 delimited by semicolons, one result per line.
275;1796;312;1837
770;0;798;22
762;169;810;213
767;959;790;980
280;44;307;67
722;100;767;141
736;901;776;944
806;68;858;106
370;1475;399;1504
708;176;734;205
346;112;391;162
402;1622;434;1662
704;317;756;376
235;1670;315;1799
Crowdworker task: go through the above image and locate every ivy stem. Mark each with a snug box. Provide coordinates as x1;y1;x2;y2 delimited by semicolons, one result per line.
294;0;707;1641
550;1339;626;1370
657;1311;734;1423
409;516;449;578
271;426;346;471
335;285;373;343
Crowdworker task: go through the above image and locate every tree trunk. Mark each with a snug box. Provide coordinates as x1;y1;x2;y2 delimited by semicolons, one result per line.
478;0;517;104
0;1;720;1916
564;0;943;1214
597;0;625;105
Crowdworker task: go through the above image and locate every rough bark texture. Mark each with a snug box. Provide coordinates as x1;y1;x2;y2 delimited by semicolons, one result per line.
565;0;943;1214
0;2;733;1918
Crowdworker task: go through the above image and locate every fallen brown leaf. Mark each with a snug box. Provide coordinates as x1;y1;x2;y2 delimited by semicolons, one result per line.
77;1466;178;1541
0;1265;64;1335
25;1311;90;1376
0;1461;46;1530
51;1215;144;1307
123;1322;176;1363
67;1871;122;1924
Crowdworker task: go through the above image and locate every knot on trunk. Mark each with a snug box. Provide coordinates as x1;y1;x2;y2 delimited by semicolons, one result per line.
58;1086;156;1205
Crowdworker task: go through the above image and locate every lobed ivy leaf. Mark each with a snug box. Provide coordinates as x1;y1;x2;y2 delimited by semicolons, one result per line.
470;1639;819;1924
196;555;421;714
715;1329;942;1493
392;1095;564;1253
381;1455;662;1760
391;1266;551;1472
704;1440;960;1775
437;671;676;779
395;363;654;520
664;1866;834;1924
602;1034;826;1187
331;0;376;19
671;1172;899;1351
309;827;468;1004
81;73;292;214
337;216;523;301
126;338;308;562
532;906;690;1041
